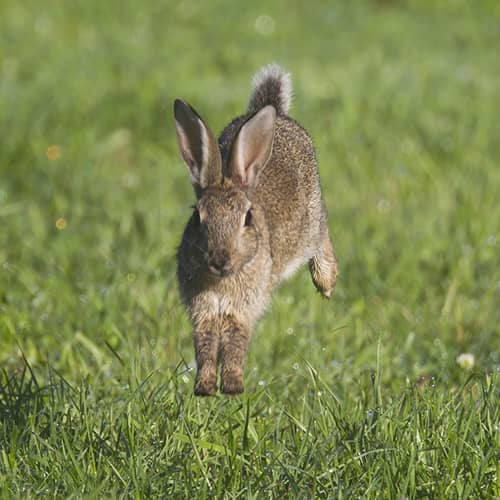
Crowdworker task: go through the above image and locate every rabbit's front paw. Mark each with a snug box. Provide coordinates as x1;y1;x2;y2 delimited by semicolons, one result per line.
194;373;217;396
220;369;244;395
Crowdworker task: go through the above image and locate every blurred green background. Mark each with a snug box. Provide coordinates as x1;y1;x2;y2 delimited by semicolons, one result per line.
1;0;498;379
0;0;499;496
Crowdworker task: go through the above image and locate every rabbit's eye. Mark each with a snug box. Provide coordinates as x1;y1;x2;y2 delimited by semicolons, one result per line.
244;209;252;227
192;208;201;225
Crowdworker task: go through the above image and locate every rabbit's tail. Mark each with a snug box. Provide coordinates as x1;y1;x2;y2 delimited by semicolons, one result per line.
247;63;292;116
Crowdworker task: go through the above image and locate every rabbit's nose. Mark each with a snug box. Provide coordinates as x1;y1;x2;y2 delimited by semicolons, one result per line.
208;251;232;277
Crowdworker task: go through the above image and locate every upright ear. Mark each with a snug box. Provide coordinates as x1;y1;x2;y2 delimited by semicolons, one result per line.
174;99;222;195
229;105;276;191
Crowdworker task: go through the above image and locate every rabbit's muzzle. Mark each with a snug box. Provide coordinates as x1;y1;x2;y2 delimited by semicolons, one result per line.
207;249;232;277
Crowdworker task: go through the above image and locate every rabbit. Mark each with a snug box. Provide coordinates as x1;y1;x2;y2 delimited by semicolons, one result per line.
174;63;338;396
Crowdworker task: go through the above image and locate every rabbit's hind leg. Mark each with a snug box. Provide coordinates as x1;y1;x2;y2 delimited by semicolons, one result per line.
309;230;338;299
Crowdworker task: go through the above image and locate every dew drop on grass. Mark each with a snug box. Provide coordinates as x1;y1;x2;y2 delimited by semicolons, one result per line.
258;380;266;386
292;363;299;371
377;198;391;214
181;374;189;384
287;327;294;335
254;14;275;35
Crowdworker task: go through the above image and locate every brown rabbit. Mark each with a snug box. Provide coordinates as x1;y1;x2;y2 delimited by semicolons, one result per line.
174;63;338;396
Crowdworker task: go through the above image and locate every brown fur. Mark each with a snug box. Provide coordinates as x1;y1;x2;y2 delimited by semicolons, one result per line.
174;64;338;395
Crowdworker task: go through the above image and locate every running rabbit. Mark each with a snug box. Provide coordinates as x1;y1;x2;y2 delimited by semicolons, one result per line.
174;63;338;396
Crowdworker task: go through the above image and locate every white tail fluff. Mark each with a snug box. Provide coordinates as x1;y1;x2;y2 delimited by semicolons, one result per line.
247;63;293;116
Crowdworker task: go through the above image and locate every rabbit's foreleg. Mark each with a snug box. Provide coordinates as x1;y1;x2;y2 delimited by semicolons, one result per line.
193;328;220;396
219;320;250;395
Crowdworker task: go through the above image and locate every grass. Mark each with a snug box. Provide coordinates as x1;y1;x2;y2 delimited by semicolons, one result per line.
1;0;499;497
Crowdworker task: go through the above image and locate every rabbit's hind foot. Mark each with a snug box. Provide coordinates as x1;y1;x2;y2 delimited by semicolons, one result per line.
309;233;338;299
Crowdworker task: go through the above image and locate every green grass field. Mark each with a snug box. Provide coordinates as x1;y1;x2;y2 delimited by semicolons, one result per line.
1;0;499;497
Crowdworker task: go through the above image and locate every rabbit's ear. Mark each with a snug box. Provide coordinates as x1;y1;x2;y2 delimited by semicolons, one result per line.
229;105;276;191
174;99;222;195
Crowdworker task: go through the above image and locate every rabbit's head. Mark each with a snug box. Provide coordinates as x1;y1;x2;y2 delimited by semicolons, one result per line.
174;99;275;277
